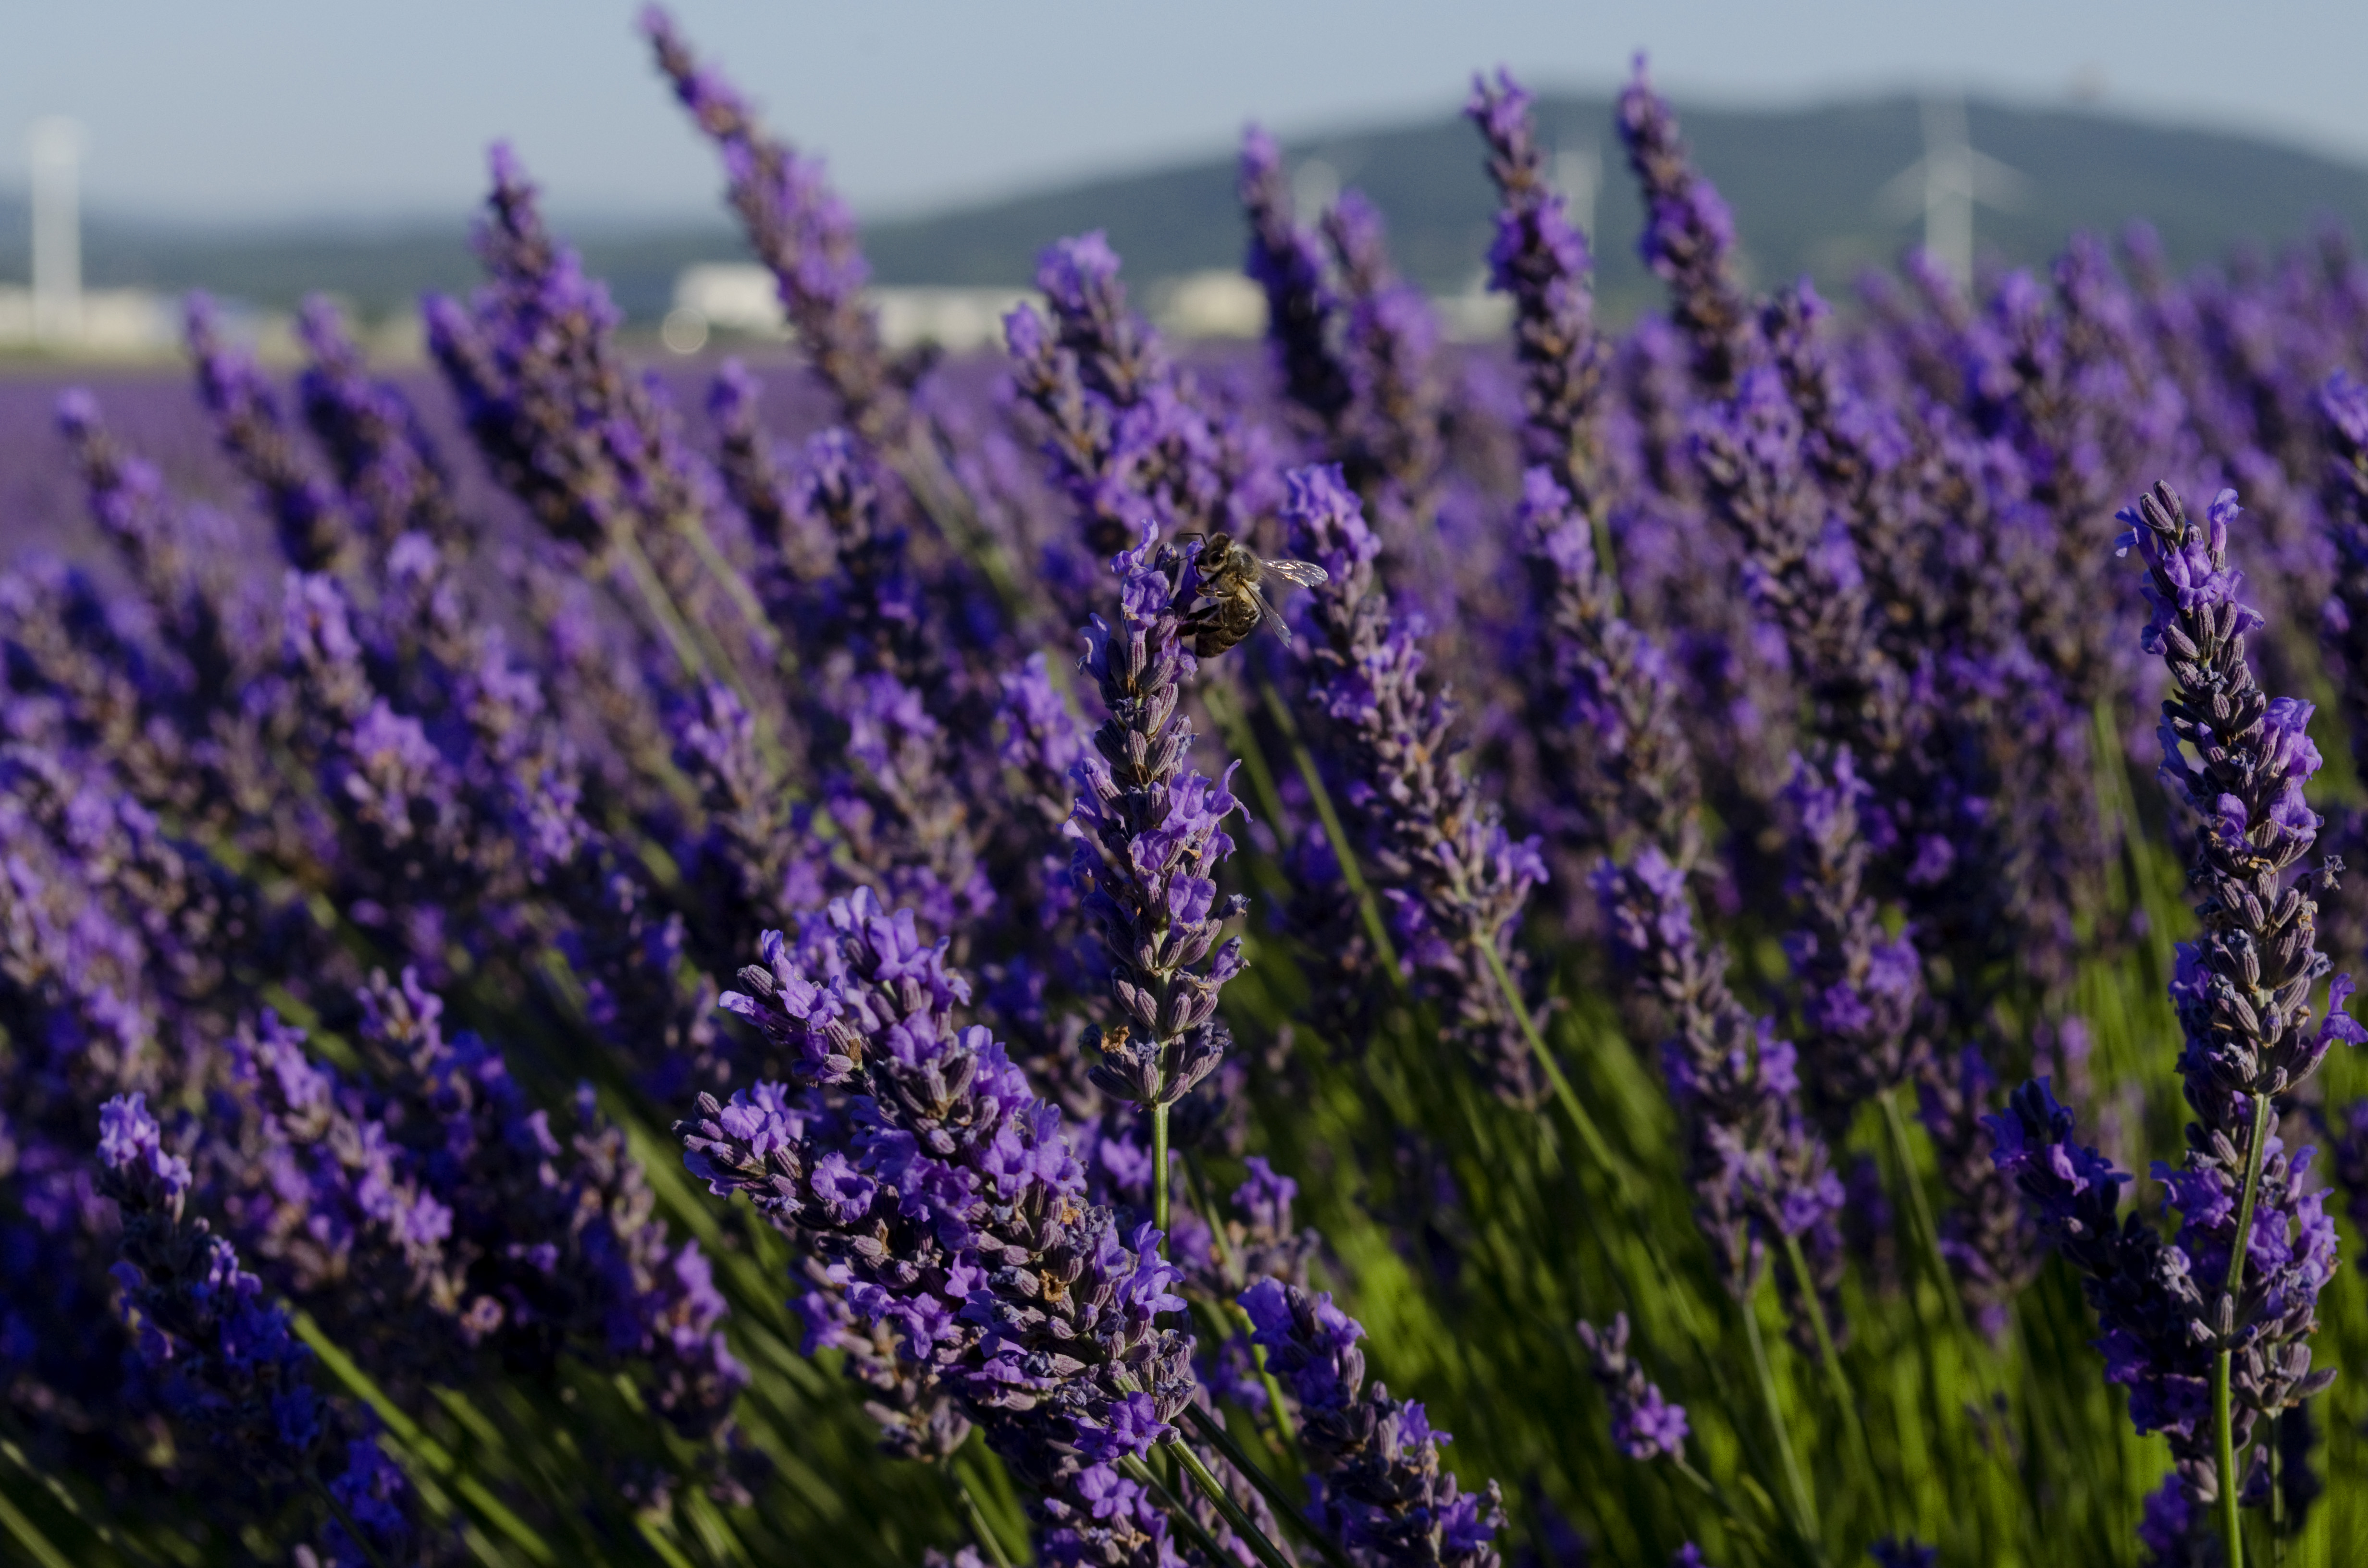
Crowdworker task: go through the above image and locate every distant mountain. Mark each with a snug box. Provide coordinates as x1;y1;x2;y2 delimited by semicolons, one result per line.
858;93;2368;318
2;92;2365;324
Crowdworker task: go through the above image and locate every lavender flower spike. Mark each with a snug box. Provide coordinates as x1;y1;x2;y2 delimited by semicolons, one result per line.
1780;747;1925;1141
1285;464;1551;1106
1242;1277;1506;1567
185;293;357;574
1320;190;1445;516
1616;56;1754;397
1575;1314;1688;1462
2316;370;2368;955
2116;480;2355;1532
1986;1080;2210;1478
1517;467;1701;865
1068;525;1248;1237
1467;69;1607;508
294;295;462;555
642;6;902;445
690;892;1198;1553
1593;846;1844;1334
1239;124;1352;431
98;1094;416;1566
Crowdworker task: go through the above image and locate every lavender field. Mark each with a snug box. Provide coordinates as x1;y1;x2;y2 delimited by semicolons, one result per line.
7;9;2368;1567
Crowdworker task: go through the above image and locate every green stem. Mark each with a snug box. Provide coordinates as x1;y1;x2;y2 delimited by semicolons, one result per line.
1183;1407;1354;1568
0;1439;152;1567
1475;938;1632;1190
1878;1087;1979;1347
947;1463;1018;1568
2269;1410;2286;1568
611;532;715;686
1170;1440;1299;1568
1589;504;1625;620
1257;678;1404;981
2216;1351;2241;1568
1879;1083;2021;1425
1780;1231;1875;1485
1118;1455;1236;1568
630;1515;698;1568
889;432;1031;629
1878;1085;2014;1552
1151;1100;1171;1242
1668;1454;1772;1556
1182;1159;1303;1463
2216;1088;2277;1568
293;1312;558;1565
1242;1320;1303;1459
1741;1283;1822;1551
1477;946;1727;1368
676;509;781;659
0;1487;70;1568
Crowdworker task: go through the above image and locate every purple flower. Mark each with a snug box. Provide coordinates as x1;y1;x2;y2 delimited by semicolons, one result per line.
1007;232;1272;559
1692;357;1898;765
1517;466;1702;868
643;8;904;446
425;143;777;702
98;1094;191;1205
2123;486;2352;1486
1320;189;1446;521
293;294;461;559
1284;464;1550;1106
1595;846;1844;1338
690;888;1196;1481
1468;70;1607;506
185;293;357;574
1780;747;1924;1139
1616;57;1752;396
1068;532;1248;1117
1075;1390;1170;1462
1985;1079;2216;1479
1918;1046;2038;1341
2136;1472;2201;1564
97;1094;416;1562
1239;124;1353;429
1575;1313;1688;1461
1241;1277;1505;1566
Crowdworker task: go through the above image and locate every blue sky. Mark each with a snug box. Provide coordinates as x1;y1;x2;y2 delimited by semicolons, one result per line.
6;0;2366;224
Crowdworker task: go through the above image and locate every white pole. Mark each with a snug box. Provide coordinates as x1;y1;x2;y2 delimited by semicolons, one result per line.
29;116;84;346
1553;145;1601;245
1920;94;1972;298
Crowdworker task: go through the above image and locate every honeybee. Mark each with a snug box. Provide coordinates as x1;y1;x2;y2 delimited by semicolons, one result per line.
1179;532;1331;658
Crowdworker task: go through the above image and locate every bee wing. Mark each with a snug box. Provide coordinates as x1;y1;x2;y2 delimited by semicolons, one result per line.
1253;585;1295;644
1260;558;1330;588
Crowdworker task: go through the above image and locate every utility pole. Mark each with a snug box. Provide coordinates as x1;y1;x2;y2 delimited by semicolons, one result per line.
29;117;84;346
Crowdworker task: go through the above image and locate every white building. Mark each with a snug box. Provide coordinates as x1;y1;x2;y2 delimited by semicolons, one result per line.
666;264;1036;355
0;282;176;355
666;259;1518;355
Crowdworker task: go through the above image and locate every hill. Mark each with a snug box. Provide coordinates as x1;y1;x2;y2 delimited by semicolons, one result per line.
858;93;2368;317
